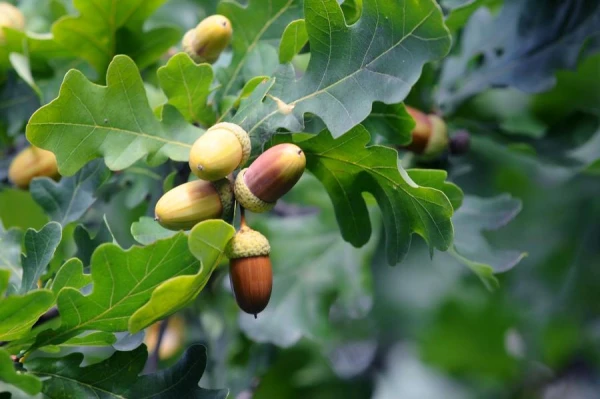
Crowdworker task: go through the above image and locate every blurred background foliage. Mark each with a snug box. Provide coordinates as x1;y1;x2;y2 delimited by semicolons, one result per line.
1;0;599;398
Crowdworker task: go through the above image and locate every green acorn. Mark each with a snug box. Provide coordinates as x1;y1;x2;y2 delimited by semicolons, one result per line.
154;178;233;230
234;144;306;213
183;14;232;64
189;122;251;181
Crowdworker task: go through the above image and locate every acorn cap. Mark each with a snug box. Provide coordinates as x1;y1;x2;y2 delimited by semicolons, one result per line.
234;169;276;213
404;106;432;154
189;122;251;181
225;225;270;259
423;115;449;157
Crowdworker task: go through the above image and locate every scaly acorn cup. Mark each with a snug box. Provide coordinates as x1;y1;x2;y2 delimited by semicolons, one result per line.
182;14;232;64
189;122;251;181
226;225;272;318
8;146;59;189
154;178;234;231
0;2;25;43
234;144;306;213
403;106;449;159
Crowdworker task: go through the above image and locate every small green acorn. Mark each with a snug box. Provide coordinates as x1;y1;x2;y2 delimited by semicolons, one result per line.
8;146;59;189
0;2;25;43
189;122;251;181
403;106;448;159
234;144;306;213
183;14;232;64
226;224;272;317
154;178;233;230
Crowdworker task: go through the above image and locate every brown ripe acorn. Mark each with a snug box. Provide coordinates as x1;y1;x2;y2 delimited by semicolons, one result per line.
226;224;272;318
404;106;449;158
8;146;59;189
182;14;232;64
189;122;251;181
154;178;233;231
0;2;25;43
234;144;306;213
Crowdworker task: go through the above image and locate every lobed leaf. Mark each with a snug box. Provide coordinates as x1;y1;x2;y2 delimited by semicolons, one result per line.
19;222;62;294
0;349;42;396
0;290;54;341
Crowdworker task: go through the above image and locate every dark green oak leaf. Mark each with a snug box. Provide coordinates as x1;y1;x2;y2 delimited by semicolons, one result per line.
274;125;456;265
27;55;200;176
157;53;216;126
26;344;226;399
233;0;451;143
19;222;62;294
30;160;110;226
51;0;179;76
0;223;22;288
0;349;42;396
31;233;198;349
362;102;415;146
438;0;600;111
129;220;235;333
217;0;303;98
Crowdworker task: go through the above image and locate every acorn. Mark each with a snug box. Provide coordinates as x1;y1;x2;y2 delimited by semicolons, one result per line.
182;14;233;64
189;122;251;181
154;178;233;230
0;2;25;43
8;146;59;189
226;225;272;317
234;144;306;213
403;106;449;159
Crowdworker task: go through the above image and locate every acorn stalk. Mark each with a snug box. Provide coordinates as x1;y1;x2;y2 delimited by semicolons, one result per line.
189;122;251;181
8;146;59;189
154;178;233;231
226;219;272;318
234;144;306;213
183;15;232;64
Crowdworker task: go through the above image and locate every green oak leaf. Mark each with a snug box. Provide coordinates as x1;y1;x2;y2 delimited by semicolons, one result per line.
30;160;110;226
362;102;415;146
0;223;22;286
217;0;303;97
449;194;526;290
51;0;179;76
0;289;54;341
26;345;225;398
127;345;228;399
32;233;198;349
0;72;40;137
20;222;62;294
157;53;216;126
0;270;8;295
0;189;47;230
275;126;456;264
233;0;451;143
442;0;503;32
131;216;177;245
50;258;91;295
0;349;42;396
0;28;70;73
129;220;235;333
407;169;463;211
60;332;116;347
438;1;600;111
240;176;379;347
279;19;308;64
27;55;200;176
73;218;115;267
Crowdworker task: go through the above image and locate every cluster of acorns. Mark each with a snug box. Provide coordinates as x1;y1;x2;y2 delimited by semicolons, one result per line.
154;123;306;317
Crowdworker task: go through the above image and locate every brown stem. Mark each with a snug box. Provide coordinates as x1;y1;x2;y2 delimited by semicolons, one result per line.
239;205;247;228
144;318;170;374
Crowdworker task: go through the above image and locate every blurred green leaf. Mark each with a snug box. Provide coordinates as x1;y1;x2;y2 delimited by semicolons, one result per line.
438;1;600;110
32;233;198;348
19;222;62;294
279;20;308;64
276;126;456;264
27;56;200;176
129;220;235;333
51;0;179;76
30;160;109;226
0;349;42;395
233;0;451;143
0;72;40;136
0;189;47;230
73;218;114;266
0;223;22;286
157;53;215;126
